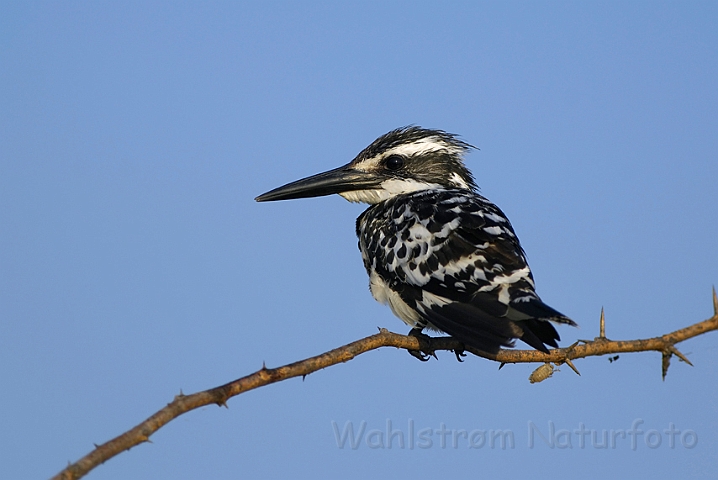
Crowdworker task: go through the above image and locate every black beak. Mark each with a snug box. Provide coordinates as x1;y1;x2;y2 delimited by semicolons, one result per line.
255;163;382;202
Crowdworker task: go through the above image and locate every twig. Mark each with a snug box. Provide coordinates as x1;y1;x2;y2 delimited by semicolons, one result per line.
53;294;718;480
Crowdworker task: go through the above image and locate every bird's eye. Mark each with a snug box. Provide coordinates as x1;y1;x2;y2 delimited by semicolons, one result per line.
384;155;405;171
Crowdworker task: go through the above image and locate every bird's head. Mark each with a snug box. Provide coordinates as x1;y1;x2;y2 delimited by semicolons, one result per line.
255;126;477;205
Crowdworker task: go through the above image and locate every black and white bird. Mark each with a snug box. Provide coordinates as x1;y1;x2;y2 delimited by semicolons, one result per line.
256;127;576;355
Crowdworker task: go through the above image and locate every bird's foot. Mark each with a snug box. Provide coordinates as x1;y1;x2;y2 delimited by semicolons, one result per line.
453;347;467;363
407;329;437;362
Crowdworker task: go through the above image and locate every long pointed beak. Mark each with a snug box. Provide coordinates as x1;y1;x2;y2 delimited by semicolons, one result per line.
255;163;382;202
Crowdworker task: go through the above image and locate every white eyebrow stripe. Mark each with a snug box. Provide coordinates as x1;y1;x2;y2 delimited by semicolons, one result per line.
352;137;466;173
387;137;463;157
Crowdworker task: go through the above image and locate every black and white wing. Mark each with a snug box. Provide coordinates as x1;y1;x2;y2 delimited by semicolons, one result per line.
358;189;576;354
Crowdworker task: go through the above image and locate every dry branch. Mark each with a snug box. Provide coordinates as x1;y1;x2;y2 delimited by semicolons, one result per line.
53;289;718;480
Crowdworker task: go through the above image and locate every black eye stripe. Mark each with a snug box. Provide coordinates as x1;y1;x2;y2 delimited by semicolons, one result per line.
384;154;405;171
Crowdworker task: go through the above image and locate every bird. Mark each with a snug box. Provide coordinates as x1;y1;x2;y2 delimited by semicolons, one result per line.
255;126;576;356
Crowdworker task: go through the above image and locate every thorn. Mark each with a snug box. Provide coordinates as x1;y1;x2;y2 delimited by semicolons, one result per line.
138;434;152;443
261;361;267;371
563;358;581;376
662;351;671;381
565;341;580;351
215;390;229;408
599;307;606;338
562;341;580;357
713;286;717;316
668;345;693;367
93;443;100;449
498;362;506;370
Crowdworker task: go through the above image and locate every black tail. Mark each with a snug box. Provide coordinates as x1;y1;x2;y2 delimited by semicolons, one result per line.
422;302;519;354
421;299;576;354
519;319;561;353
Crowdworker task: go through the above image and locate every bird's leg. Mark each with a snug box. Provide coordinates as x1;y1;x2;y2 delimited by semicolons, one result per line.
407;328;437;361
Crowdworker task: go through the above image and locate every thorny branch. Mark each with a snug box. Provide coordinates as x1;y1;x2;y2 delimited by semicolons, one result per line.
53;289;718;480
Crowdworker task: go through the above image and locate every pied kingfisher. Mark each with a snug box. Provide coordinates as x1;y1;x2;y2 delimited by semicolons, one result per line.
256;127;576;355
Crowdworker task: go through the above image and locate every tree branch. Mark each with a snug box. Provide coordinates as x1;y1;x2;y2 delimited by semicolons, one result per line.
53;289;718;480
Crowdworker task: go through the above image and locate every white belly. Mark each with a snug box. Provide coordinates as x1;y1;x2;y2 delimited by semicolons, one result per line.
368;270;421;327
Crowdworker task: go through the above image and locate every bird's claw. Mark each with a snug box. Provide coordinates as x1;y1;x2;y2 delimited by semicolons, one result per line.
407;329;437;362
408;349;432;361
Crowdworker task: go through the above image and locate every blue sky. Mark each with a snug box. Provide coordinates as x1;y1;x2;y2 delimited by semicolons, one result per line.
1;2;717;478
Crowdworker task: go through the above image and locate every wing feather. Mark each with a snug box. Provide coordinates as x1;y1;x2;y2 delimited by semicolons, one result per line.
358;189;575;352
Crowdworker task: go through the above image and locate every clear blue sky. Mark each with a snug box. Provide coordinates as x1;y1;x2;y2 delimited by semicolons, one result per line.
2;2;717;478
